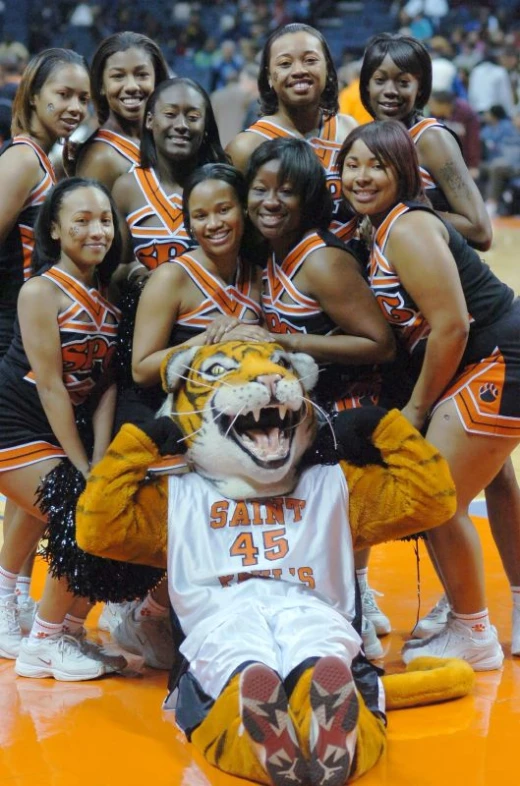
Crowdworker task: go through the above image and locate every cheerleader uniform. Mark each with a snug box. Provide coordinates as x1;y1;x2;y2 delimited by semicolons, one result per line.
0;266;120;471
408;116;462;214
89;128;140;169
116;253;262;434
370;202;520;437
0;138;56;356
246;116;358;242
126;166;193;270
262;229;381;411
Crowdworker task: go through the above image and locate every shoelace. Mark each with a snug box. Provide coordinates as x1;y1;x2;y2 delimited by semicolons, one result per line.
0;599;20;634
423;595;450;621
362;587;384;612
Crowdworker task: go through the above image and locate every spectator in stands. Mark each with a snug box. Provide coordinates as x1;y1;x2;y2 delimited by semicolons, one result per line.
338;61;372;125
479;104;520;217
429;36;456;92
211;63;260;146
428;89;482;177
210;40;243;92
468;48;514;115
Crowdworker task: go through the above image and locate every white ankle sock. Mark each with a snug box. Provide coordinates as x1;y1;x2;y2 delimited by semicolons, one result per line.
62;613;86;634
356;568;369;593
136;594;168;619
511;586;520;610
0;565;18;598
15;576;31;600
452;609;491;637
29;615;63;641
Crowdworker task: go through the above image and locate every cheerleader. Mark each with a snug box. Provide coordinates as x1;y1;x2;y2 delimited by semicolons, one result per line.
0;178;123;679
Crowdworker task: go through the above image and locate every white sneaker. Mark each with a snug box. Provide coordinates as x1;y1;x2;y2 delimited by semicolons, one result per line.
0;593;22;659
15;634;113;681
512;606;520;657
361;616;384;660
17;596;37;635
113;608;174;670
361;587;391;636
402;613;504;671
98;601;135;633
411;594;451;639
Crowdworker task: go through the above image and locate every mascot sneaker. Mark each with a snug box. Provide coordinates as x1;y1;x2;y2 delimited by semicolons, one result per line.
402;614;504;671
113;608;174;669
98;601;135;633
308;656;359;786
240;663;307;786
361;587;391;636
361;616;384;660
512;606;520;657
15;634;111;681
412;595;451;639
17;596;37;635
0;594;22;658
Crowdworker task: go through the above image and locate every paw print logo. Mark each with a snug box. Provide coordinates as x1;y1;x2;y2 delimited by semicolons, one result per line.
479;382;499;403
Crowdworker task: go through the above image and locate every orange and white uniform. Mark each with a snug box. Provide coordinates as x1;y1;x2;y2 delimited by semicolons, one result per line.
0;137;56;355
247;116;358;242
126;166;192;270
370;202;520;437
263;229;381;410
0;267;120;471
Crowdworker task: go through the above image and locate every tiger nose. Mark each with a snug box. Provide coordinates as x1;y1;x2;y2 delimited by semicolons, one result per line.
256;373;282;396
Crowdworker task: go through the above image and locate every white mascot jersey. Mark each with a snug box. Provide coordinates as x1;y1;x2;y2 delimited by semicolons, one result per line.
167;464;357;661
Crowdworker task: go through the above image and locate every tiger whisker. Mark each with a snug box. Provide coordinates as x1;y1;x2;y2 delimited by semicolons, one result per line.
224;406;247;439
177;408;227;442
301;396;338;450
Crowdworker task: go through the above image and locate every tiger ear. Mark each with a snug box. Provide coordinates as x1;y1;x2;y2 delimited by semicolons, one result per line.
161;346;199;393
289;352;319;392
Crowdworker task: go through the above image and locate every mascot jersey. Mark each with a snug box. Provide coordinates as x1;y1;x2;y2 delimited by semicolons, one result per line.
168;464;356;663
247;116;357;241
126;166;192;270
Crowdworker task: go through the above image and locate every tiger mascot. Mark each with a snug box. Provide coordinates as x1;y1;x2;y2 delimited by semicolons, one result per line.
76;340;473;786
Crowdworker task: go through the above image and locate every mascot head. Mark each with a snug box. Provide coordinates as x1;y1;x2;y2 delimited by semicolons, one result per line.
159;340;319;498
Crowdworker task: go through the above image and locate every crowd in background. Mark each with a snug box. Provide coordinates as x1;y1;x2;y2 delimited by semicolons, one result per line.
0;1;519;214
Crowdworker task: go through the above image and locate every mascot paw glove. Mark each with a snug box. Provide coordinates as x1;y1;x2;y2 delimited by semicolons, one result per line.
140;416;187;456
333;407;388;466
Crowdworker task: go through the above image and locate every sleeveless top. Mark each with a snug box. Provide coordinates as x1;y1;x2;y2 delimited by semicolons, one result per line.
262;229;368;405
0;137;56;306
408;116;462;213
91;128;140;168
368;202;514;357
127;167;193;270
168;253;262;345
4;266;120;406
247;116;357;242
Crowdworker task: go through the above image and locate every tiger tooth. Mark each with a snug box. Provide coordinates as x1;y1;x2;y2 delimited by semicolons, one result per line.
253;408;261;422
279;406;287;421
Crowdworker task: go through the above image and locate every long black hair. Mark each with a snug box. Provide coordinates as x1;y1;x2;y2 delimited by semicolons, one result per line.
90;31;169;125
360;33;432;116
32;178;122;284
246;137;332;233
182;163;247;238
258;23;339;117
140;78;227;170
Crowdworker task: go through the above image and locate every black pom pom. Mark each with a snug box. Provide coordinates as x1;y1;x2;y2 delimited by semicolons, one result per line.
114;283;144;387
37;459;165;603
